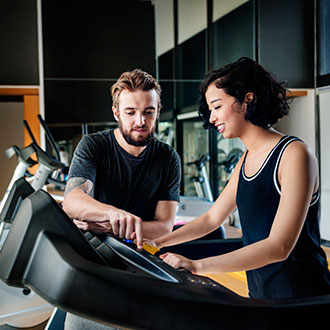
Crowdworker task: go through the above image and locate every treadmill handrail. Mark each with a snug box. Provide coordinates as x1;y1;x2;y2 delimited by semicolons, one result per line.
37;114;61;162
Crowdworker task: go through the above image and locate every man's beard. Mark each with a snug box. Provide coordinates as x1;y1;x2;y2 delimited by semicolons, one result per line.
118;119;156;147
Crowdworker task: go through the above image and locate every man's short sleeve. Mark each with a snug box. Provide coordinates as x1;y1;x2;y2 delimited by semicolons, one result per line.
159;149;181;202
68;135;98;183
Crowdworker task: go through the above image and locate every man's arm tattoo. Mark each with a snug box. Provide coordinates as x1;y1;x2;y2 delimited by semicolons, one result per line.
64;177;94;197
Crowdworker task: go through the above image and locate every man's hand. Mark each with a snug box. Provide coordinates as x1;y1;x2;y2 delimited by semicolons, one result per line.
74;208;143;249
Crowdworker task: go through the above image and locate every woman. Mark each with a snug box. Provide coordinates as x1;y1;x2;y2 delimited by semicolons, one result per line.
151;57;330;299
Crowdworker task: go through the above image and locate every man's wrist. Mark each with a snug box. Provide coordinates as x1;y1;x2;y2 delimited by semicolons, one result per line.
106;205;119;219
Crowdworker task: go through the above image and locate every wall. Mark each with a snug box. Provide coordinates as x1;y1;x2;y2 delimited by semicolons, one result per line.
0;0;39;85
258;0;314;88
274;90;316;153
0;102;25;197
42;0;156;127
154;0;174;58
318;90;330;241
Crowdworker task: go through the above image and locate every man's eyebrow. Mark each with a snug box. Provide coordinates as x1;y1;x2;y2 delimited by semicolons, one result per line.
123;106;157;111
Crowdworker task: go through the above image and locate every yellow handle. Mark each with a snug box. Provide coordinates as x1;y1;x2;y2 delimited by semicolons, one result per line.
143;243;160;255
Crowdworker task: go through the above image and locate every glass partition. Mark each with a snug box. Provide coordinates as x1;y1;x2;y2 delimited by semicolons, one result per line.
182;119;209;197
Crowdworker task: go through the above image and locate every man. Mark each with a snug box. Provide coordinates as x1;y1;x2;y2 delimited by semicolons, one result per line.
62;69;181;329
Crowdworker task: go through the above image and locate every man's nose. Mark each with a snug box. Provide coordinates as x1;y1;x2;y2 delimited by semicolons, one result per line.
135;113;145;126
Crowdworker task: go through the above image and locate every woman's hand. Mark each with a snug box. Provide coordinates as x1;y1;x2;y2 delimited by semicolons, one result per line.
160;252;201;274
142;239;158;247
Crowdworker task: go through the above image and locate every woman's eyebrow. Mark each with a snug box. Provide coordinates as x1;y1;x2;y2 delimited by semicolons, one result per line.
211;98;222;104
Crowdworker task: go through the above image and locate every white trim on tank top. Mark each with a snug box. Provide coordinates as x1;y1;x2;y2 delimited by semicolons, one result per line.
242;135;291;182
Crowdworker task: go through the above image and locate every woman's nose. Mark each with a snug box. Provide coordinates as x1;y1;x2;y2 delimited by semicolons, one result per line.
209;109;216;124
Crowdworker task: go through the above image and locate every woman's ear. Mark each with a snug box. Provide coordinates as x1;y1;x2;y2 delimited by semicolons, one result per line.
245;92;254;104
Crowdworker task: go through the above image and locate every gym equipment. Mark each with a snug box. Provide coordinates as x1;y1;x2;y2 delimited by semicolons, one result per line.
0;144;37;246
22;117;64;191
0;117;64;329
0;117;63;231
187;154;214;202
1;189;329;330
178;154;226;239
81;123;89;136
156;126;174;146
175;196;226;240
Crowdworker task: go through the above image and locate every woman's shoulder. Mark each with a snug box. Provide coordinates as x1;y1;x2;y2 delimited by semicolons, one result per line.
280;136;318;174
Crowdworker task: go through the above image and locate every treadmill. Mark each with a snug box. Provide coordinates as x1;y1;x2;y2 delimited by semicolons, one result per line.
0;189;329;330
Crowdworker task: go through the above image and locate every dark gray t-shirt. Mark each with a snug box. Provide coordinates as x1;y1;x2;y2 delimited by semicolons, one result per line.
68;129;181;220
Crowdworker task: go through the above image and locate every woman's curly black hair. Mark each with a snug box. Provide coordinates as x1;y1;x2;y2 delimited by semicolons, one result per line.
198;57;290;130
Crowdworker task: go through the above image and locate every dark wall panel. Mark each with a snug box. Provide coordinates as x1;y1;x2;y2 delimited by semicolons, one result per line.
44;80;114;124
42;0;156;124
177;30;206;80
213;1;255;69
0;0;39;85
42;1;155;79
158;49;174;80
317;0;330;87
258;0;314;88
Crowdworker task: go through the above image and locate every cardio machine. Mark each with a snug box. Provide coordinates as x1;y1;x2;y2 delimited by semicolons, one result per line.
176;154;215;231
0;116;64;243
0;116;64;329
0;189;329;330
186;154;214;202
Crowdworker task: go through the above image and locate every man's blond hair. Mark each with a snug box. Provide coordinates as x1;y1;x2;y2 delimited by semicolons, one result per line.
111;69;162;109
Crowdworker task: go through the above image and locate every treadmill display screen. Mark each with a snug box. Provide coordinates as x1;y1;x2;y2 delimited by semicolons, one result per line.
104;236;180;283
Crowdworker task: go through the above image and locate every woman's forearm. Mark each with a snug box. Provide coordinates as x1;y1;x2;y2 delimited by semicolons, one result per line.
155;212;219;248
195;237;286;275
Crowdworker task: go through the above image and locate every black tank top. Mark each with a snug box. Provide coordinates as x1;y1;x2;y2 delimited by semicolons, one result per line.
236;135;330;299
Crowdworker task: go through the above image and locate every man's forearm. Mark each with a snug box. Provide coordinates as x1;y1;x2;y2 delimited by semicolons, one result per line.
63;188;114;222
63;177;143;247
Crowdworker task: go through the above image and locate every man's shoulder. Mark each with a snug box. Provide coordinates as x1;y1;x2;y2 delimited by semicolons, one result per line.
82;129;114;146
152;138;174;152
76;129;114;157
87;129;113;141
151;138;179;160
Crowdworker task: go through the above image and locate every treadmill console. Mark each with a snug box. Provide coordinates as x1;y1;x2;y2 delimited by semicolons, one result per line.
103;235;223;290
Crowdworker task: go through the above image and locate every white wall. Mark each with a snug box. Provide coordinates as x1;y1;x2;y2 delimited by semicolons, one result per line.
0;102;25;197
213;0;249;22
154;0;250;56
318;90;330;241
275;89;316;153
177;0;207;44
153;0;175;57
